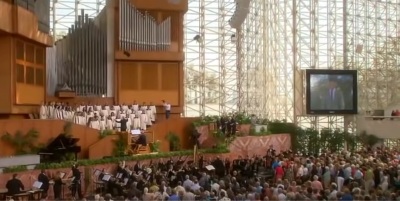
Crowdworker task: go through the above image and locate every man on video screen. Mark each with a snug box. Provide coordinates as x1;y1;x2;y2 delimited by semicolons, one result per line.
320;75;345;110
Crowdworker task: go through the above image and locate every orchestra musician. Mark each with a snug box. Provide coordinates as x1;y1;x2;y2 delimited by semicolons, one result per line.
5;174;24;196
38;169;50;197
70;164;83;199
53;172;63;200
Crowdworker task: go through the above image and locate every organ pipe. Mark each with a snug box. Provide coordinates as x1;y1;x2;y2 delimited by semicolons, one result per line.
48;9;107;96
119;0;172;51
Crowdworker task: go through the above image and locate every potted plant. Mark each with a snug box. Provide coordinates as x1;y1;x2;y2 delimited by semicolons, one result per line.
149;140;161;153
166;132;181;151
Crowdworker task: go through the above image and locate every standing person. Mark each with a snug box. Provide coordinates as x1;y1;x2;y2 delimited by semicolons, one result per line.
38;169;50;198
53;172;63;200
70;164;83;199
162;100;171;119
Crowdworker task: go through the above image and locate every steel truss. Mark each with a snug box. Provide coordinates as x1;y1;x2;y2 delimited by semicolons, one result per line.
50;0;106;41
184;0;237;116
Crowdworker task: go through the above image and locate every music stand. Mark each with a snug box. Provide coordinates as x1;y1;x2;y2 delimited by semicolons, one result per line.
116;173;123;179
32;181;43;189
102;174;111;182
205;165;215;171
93;169;102;177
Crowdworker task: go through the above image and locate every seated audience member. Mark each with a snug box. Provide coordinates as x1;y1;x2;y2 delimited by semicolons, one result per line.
6;174;24;196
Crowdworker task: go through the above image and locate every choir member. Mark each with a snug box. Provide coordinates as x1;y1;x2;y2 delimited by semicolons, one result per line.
99;114;107;130
106;116;114;130
162;100;171;119
133;114;141;130
109;106;116;118
149;102;156;122
102;105;109;118
48;102;55;119
140;102;148;111
114;104;121;112
39;102;48;119
89;114;101;130
95;103;102;111
146;108;153;126
115;115;122;132
122;103;129;112
140;110;148;130
132;101;139;113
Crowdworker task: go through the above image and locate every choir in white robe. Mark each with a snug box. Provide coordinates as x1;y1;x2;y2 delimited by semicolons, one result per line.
40;105;48;119
149;105;156;121
133;115;140;129
47;105;55;119
122;105;129;112
146;109;153;126
115;118;121;131
140;112;148;130
114;105;121;112
99;118;107;130
106;118;114;130
95;105;102;111
132;104;139;112
89;119;101;130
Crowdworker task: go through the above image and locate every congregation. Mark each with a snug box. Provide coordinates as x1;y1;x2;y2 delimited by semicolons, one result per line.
39;101;159;131
52;145;400;201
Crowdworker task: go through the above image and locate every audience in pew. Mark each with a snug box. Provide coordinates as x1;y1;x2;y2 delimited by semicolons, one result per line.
39;101;158;131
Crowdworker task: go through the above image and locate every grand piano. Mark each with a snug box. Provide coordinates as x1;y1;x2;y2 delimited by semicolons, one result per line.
38;134;81;162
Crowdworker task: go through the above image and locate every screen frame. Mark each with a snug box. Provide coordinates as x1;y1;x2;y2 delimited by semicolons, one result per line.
306;69;358;115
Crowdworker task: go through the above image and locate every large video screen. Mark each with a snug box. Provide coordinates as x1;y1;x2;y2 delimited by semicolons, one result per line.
306;69;358;115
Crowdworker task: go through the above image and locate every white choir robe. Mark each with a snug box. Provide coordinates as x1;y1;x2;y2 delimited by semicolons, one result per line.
140;106;148;111
109;110;116;116
132;105;139;112
99;119;107;130
102;109;109;118
79;105;85;112
90;120;101;130
65;111;75;121
122;105;129;112
106;119;114;130
95;105;102;111
114;105;121;112
105;105;110;111
150;105;156;121
55;109;64;119
86;112;94;122
133;117;140;129
129;113;135;122
48;106;55;119
127;109;132;115
115;118;121;131
40;105;47;119
146;110;153;126
74;115;87;125
126;119;132;131
87;105;93;111
140;113;148;130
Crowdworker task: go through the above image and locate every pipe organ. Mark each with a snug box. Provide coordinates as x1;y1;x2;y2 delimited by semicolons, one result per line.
119;0;172;51
50;9;108;96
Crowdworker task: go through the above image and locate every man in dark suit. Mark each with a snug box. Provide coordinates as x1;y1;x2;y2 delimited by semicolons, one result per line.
6;174;24;196
321;76;345;110
71;164;83;199
38;169;50;197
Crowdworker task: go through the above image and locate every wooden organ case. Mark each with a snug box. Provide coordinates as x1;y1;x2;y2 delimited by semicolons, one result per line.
114;0;187;116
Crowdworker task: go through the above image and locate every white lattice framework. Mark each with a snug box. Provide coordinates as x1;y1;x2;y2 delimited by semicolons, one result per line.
50;0;106;41
184;0;238;116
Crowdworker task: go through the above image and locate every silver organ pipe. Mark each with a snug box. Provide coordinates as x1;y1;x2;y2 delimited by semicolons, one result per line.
118;0;172;51
52;9;107;96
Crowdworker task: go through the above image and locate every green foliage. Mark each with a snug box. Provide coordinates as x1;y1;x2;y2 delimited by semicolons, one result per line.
234;112;252;124
192;115;219;127
1;129;40;155
3;165;27;173
99;129;113;139
250;125;270;136
113;134;127;157
31;148;229;172
358;131;383;147
166;132;181;151
149;141;161;152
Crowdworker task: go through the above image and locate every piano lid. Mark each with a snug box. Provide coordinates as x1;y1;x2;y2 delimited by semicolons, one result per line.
46;134;80;149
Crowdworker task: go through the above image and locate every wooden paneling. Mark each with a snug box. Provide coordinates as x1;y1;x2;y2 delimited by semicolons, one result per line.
129;0;188;12
119;90;179;105
141;63;158;90
46;97;114;106
0;119;99;158
161;63;179;90
15;83;44;105
120;62;139;90
0;1;12;33
0;36;12;113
